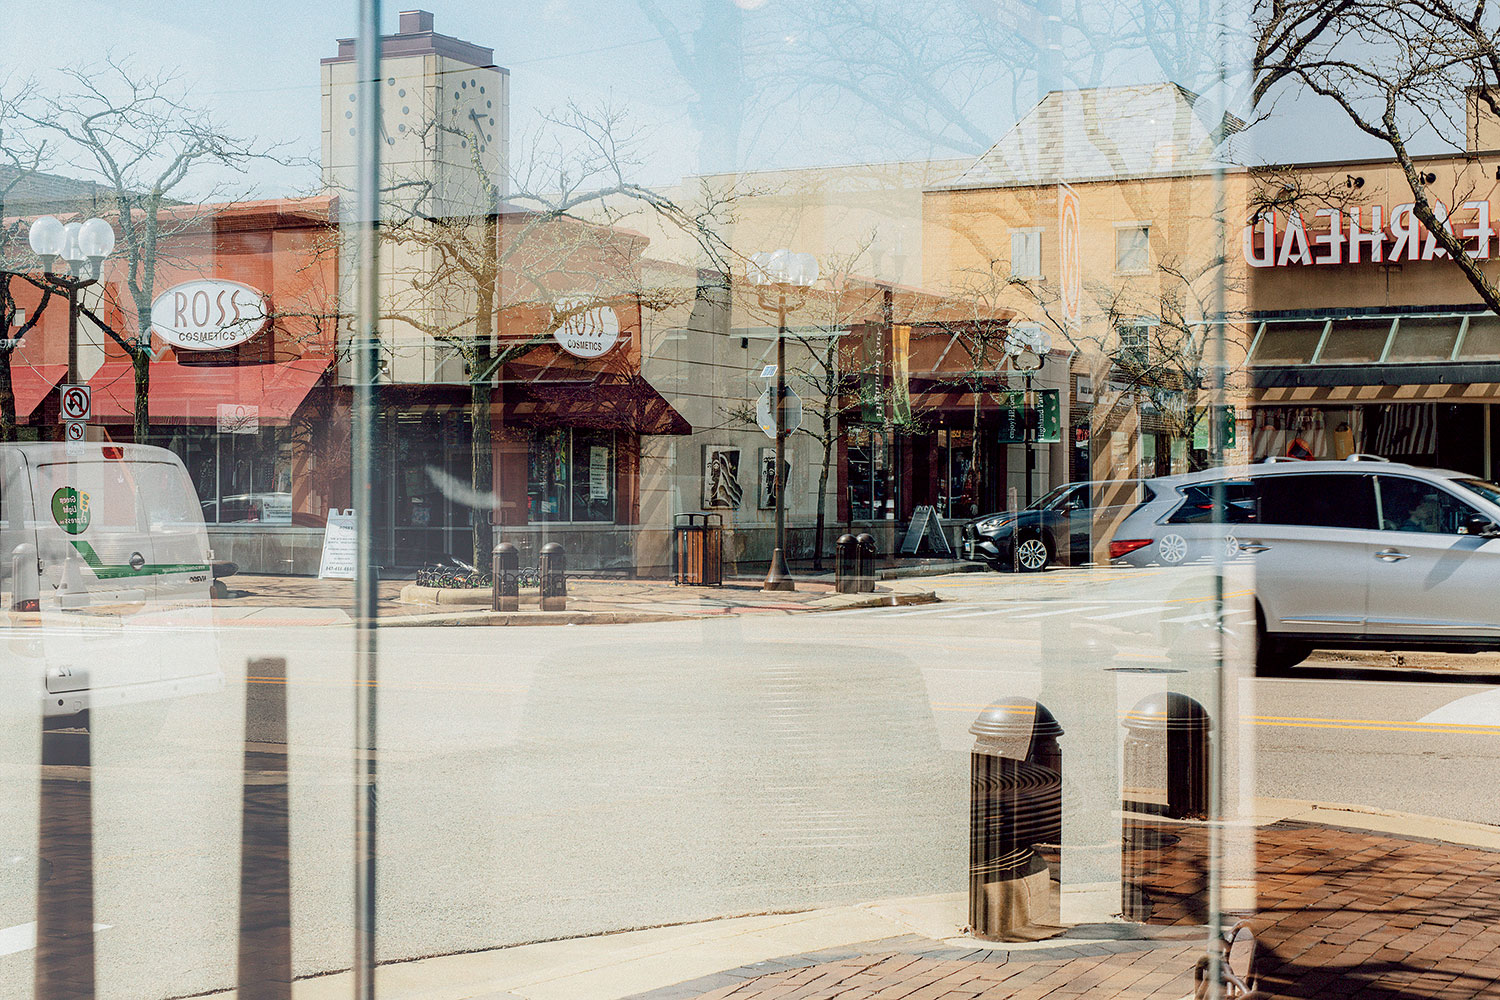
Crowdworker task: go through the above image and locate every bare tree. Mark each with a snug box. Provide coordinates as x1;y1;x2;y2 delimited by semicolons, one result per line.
1253;0;1500;311
375;102;733;566
0;75;57;442
23;57;289;442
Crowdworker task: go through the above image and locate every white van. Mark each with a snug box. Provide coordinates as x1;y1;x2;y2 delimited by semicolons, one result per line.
1;442;222;722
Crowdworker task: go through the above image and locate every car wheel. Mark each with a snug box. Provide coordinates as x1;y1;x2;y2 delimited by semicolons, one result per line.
1224;534;1241;560
1015;535;1050;572
1158;533;1188;565
1254;607;1310;675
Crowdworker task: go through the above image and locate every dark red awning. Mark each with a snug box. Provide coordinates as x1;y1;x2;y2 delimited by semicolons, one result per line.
5;363;68;418
87;356;332;425
502;372;691;435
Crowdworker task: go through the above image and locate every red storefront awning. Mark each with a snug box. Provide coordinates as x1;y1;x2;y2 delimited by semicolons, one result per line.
503;371;691;436
87;356;333;425
6;363;68;418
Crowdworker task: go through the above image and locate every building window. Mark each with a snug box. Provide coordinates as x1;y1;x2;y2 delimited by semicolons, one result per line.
1010;230;1041;279
847;425;889;521
1117;322;1152;368
161;425;295;524
528;428;615;523
1115;224;1150;272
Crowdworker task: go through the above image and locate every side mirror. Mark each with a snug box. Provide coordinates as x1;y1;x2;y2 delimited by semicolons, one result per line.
1461;515;1500;538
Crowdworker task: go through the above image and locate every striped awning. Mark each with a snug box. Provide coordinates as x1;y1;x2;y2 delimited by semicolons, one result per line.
1255;382;1500;404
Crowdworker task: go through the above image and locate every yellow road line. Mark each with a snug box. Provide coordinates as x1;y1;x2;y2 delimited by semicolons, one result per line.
928;705;1500;736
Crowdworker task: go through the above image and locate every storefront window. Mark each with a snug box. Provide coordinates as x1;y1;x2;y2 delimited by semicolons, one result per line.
937;428;980;519
847;425;889;521
529;428;614;523
1318;317;1393;363
1251;320;1323;365
1389;316;1461;362
156;425;293;524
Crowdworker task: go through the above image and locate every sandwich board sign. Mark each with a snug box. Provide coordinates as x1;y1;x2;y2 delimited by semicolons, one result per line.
898;504;954;557
317;508;358;579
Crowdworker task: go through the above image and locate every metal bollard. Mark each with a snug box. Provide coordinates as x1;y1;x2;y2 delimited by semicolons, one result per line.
539;542;567;611
854;532;876;592
834;534;858;594
239;657;292;1000
11;543;39;612
1121;692;1212;922
492;543;519;612
1121;692;1210;820
969;698;1064;941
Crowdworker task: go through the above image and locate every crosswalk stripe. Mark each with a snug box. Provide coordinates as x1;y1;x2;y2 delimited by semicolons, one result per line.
943;605;1039;619
1160;611;1214;623
1088;605;1174;620
1010;605;1110;619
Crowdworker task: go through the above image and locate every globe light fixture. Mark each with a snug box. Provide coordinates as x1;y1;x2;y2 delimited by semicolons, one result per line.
1003;322;1053;508
27;215;66;270
16;215;118;383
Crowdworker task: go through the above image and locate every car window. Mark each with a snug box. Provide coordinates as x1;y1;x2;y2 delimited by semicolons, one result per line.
1455;478;1500;508
1255;473;1376;529
1376;476;1483;534
1167;480;1257;524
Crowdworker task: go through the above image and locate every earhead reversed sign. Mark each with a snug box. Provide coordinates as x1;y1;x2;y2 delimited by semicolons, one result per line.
1244;200;1498;268
150;279;270;351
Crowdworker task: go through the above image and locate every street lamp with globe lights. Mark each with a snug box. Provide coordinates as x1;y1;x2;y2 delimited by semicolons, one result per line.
23;215;116;384
746;249;818;592
1004;322;1052;507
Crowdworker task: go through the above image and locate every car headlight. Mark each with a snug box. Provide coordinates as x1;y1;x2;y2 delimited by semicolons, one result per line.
974;516;1015;534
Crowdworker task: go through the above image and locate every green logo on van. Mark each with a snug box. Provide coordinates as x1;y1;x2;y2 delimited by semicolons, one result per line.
51;486;91;535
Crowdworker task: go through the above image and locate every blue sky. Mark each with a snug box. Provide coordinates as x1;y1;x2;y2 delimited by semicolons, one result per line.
0;0;1406;198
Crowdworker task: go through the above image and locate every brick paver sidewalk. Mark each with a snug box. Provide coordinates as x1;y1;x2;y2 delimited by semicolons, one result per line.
633;820;1500;999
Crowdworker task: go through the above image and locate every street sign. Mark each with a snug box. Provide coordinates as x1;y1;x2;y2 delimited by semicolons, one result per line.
755;385;803;439
63;421;85;442
996;389;1061;444
59;384;90;421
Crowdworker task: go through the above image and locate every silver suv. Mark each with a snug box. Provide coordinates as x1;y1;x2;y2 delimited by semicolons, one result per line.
1110;457;1500;671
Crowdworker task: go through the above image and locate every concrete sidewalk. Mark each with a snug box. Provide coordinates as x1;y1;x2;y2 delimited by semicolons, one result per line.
205;800;1500;1000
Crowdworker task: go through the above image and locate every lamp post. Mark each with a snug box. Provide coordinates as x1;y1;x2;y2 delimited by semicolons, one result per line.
1004;323;1052;508
747;249;818;592
26;215;116;385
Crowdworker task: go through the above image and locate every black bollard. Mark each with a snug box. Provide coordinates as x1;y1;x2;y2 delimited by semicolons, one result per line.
834;534;858;594
1121;692;1212;923
539;542;567;611
36;708;95;1000
238;657;293;1000
492;543;519;612
854;532;876;593
968;698;1064;941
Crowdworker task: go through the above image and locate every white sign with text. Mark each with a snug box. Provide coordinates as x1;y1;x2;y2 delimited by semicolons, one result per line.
151;279;270;351
317;508;358;580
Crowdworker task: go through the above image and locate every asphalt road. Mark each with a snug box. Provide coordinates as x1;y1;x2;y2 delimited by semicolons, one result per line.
0;564;1496;999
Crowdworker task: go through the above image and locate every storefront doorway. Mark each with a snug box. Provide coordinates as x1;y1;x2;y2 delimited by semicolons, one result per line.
380;406;475;569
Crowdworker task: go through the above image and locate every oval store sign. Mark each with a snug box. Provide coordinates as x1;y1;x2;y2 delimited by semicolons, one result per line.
552;300;621;359
150;279;269;351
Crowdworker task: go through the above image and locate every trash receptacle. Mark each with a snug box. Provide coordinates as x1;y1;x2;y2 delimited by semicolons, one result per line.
969;698;1064;941
674;513;723;586
834;534;858;594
